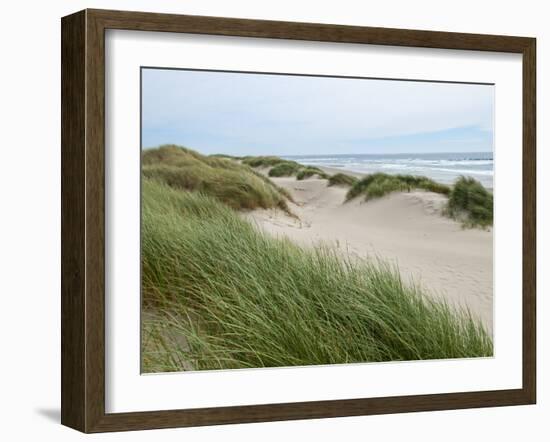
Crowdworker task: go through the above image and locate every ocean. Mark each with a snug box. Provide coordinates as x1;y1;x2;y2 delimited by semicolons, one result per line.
284;151;494;188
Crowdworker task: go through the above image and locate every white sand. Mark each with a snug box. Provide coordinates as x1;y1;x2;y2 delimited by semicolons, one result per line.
244;172;493;332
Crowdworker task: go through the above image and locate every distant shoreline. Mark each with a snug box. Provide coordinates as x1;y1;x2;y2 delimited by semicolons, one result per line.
294;162;493;191
281;151;494;189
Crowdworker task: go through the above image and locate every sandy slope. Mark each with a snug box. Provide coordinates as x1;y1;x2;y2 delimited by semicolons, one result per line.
243;173;493;332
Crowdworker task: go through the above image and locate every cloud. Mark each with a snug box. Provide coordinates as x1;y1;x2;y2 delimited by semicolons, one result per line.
142;68;494;155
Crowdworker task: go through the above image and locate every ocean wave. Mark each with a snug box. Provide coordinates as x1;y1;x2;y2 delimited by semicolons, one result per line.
303;159;493;166
291;153;494;185
297;160;494;170
389;159;493;166
430;167;493;176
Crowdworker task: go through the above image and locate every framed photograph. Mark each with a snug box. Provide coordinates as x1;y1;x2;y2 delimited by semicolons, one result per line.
61;9;536;433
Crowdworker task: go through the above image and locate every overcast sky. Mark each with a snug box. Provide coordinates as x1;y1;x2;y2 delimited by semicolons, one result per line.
142;68;494;156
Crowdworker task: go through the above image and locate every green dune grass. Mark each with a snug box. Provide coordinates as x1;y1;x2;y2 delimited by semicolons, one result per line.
241;155;288;168
243;155;329;180
446;176;493;227
328;173;359;187
209;153;241;160
267;161;303;177
347;173;450;201
142;145;291;211
296;167;329;180
141;178;492;373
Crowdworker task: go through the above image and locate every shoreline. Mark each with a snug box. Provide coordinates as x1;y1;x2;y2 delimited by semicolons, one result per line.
291;162;493;191
245;167;493;332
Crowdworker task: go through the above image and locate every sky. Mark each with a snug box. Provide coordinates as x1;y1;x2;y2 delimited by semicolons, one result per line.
141;68;494;156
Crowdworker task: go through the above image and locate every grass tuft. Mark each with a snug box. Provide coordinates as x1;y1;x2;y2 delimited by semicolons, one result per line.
347;173;450;201
242;155;312;179
241;156;288;168
328;173;359;187
142;145;290;211
446;176;493;227
210;153;241;160
142;179;492;373
243;155;331;180
296;167;329;180
268;161;303;177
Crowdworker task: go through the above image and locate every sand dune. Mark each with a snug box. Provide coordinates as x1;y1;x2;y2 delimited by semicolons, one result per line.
243;173;493;332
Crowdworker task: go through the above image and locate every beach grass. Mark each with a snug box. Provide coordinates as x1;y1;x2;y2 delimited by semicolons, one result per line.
142;145;291;211
446;176;493;227
242;155;328;180
241;155;289;168
347;173;451;201
268;161;303;177
296;167;329;180
209;153;241;160
328;173;359;187
142;178;493;373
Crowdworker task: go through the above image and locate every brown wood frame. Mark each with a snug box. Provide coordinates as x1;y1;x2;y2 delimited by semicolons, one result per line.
61;8;536;433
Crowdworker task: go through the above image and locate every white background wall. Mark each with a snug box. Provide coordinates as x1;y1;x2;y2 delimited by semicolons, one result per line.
0;0;546;440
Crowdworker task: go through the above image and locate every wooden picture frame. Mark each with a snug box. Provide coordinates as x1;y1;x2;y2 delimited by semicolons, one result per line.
61;8;536;433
